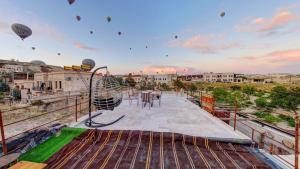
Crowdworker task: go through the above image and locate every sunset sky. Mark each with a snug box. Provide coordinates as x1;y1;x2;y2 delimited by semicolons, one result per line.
0;0;300;74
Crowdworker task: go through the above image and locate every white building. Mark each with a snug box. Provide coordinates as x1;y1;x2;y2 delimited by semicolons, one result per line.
34;71;97;92
149;74;177;85
203;72;244;83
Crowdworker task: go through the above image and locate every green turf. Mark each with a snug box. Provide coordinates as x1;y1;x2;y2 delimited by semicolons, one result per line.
19;127;86;163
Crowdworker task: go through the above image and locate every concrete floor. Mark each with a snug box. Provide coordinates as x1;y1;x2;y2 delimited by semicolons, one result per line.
72;92;250;143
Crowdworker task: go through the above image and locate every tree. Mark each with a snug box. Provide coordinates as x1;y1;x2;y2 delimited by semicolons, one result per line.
115;77;123;86
125;73;136;87
173;79;184;90
188;83;197;95
160;83;170;91
12;86;21;101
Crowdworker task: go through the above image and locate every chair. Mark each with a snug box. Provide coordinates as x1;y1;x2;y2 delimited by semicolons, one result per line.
128;89;139;106
152;91;162;107
141;91;153;109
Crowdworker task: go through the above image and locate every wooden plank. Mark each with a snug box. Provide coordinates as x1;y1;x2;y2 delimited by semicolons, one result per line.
9;161;47;169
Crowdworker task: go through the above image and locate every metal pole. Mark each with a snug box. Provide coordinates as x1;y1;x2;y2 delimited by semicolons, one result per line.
295;111;299;169
75;96;78;122
0;110;7;155
234;96;237;131
79;98;82;115
88;66;108;126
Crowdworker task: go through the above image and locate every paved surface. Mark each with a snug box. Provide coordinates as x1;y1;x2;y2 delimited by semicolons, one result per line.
72;93;250;143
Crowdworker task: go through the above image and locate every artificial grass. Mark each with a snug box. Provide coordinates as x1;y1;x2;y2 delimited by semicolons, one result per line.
19;127;86;163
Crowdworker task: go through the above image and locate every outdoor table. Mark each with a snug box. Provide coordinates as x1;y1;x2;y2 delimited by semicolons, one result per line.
0;153;20;168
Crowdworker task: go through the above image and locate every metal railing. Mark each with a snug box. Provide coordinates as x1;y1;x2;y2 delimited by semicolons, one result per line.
186;91;299;169
0;94;90;155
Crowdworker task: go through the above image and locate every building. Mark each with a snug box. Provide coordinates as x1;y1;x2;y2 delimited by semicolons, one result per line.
150;74;177;85
122;74;143;84
34;71;98;92
177;74;203;82
0;59;63;89
203;72;245;83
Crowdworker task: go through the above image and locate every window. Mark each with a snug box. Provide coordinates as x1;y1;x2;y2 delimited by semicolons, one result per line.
59;81;62;89
55;81;58;89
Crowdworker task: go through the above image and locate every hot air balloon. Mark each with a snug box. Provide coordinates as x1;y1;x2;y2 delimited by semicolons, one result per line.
82;59;96;69
57;53;61;56
90;31;94;34
106;16;111;23
68;0;75;5
118;32;122;36
32;47;35;50
174;35;178;39
11;23;32;40
76;15;81;21
146;46;148;48
165;54;168;57
220;11;225;17
130;48;132;50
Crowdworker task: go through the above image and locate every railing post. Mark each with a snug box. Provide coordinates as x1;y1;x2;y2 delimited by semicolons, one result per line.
260;133;265;149
295;112;299;169
79;98;82;116
234;96;237;131
251;128;255;141
75;96;78;122
0;110;7;155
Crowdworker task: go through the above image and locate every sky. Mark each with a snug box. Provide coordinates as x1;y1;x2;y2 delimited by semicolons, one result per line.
0;0;300;75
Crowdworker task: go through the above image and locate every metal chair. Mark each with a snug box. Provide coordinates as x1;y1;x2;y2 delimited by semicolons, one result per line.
152;91;162;107
141;91;153;109
128;89;139;106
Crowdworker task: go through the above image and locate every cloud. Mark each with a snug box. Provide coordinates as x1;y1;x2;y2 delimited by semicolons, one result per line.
266;49;300;62
74;42;99;52
181;34;240;53
235;49;300;65
143;65;200;74
235;9;300;36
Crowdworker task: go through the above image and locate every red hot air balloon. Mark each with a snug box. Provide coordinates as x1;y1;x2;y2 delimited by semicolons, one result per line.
11;23;32;40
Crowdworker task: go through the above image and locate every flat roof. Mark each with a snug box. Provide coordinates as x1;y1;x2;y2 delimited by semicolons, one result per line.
72;92;250;143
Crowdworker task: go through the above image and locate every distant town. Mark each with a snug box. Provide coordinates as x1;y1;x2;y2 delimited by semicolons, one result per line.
1;59;299;96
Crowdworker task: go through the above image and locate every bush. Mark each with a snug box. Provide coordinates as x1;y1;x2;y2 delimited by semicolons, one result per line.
254;112;281;124
278;114;298;127
212;88;229;103
254;111;268;118
230;85;241;91
264;114;281;124
268;86;300;111
255;97;268;108
243;86;256;95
